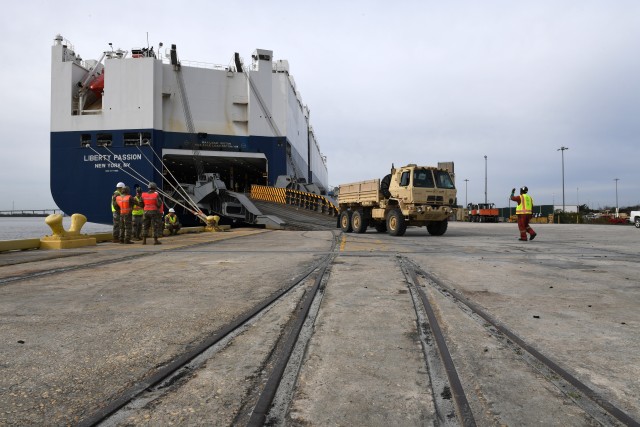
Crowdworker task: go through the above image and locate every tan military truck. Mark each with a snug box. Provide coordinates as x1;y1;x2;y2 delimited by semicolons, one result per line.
337;164;457;236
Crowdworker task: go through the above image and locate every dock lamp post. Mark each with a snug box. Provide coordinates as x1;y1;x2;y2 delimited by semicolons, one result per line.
614;178;620;217
484;155;487;204
464;179;469;207
557;147;568;212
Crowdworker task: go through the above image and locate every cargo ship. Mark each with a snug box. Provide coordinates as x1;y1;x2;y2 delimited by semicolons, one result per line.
50;35;328;225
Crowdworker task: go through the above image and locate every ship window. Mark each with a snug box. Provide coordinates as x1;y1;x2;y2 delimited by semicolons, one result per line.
80;134;92;147
434;170;455;189
97;133;112;147
400;171;410;187
413;169;435;188
124;133;139;146
124;132;152;146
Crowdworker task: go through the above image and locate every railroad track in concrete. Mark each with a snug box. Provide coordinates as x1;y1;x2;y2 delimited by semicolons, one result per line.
77;232;339;426
398;255;639;427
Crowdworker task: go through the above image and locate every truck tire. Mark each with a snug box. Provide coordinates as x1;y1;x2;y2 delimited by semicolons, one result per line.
427;220;448;236
340;210;353;232
386;209;406;236
352;210;369;233
374;221;387;233
380;174;391;199
635;218;640;228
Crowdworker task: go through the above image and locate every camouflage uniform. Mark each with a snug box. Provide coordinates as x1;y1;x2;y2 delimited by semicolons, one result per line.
142;184;163;244
143;210;162;240
132;192;144;239
112;189;122;242
116;187;134;244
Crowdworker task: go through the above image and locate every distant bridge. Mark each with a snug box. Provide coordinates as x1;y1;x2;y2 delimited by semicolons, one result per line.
0;209;63;217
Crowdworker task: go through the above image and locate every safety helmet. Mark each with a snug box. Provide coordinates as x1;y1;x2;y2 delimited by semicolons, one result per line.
116;182;125;188
520;186;528;194
148;182;157;189
169;208;175;213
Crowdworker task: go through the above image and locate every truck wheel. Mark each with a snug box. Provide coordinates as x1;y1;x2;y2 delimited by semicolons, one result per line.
635;218;640;228
340;211;353;232
352;210;369;233
374;222;387;233
427;220;448;236
386;209;406;236
380;174;392;199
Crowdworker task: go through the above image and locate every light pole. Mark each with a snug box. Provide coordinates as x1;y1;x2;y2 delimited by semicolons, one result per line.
464;179;469;207
614;178;619;217
484;155;487;204
557;147;568;212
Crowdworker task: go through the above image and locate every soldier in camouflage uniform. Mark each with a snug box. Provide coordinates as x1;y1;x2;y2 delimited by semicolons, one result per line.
142;182;163;245
111;182;125;243
132;187;144;240
116;186;135;244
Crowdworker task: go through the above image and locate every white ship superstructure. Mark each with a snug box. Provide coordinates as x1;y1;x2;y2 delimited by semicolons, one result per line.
50;35;328;224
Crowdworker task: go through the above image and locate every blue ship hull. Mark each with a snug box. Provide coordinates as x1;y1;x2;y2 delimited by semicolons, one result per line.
51;129;290;225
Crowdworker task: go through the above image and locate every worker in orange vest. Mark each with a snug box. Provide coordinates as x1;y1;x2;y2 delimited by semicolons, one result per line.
510;186;537;241
115;186;134;244
141;182;163;245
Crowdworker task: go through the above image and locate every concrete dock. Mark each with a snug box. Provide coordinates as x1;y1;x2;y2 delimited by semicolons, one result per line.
0;222;638;426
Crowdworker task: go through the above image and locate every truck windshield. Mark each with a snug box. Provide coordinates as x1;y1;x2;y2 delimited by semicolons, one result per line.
413;169;435;188
434;170;455;189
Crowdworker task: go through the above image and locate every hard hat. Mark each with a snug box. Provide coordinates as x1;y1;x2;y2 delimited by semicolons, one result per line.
116;182;125;188
169;208;175;213
520;186;528;194
148;182;157;189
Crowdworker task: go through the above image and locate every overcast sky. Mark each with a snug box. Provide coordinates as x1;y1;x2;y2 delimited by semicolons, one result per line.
1;0;639;211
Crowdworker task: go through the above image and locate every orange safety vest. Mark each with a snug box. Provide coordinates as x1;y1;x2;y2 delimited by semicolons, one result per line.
516;194;533;215
142;191;159;211
116;194;132;214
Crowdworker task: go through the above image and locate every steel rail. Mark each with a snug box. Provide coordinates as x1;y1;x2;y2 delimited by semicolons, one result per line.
247;256;332;426
406;258;640;427
77;239;338;427
246;232;339;425
399;257;476;427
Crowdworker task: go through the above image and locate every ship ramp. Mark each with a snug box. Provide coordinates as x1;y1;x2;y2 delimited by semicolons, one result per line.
250;185;337;231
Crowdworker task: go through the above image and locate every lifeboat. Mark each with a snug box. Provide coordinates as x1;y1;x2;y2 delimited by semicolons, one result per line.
88;72;104;97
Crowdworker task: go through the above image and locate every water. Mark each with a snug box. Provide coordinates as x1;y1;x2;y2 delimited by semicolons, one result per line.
0;217;112;240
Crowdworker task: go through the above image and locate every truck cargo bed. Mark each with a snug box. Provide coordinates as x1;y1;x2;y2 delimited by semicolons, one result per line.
338;179;381;205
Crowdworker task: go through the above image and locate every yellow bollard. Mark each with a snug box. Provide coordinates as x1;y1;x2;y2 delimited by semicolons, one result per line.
40;213;96;249
205;215;222;232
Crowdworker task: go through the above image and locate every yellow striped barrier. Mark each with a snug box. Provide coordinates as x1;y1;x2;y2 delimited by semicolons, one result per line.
251;185;338;216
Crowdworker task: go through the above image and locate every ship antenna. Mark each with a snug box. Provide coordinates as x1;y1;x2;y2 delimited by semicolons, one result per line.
146;32;149;50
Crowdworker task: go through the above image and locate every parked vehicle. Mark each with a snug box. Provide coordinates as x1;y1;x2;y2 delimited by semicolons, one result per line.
629;210;640;228
467;203;499;222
